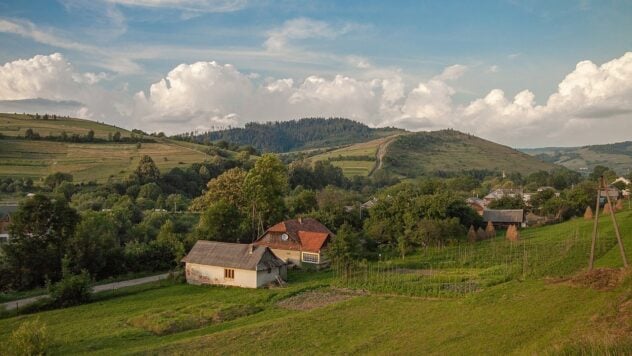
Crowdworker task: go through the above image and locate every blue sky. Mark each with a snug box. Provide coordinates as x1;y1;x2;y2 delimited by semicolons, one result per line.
0;0;631;146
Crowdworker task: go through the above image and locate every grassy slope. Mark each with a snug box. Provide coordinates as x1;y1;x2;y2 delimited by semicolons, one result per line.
0;114;225;183
310;136;398;177
384;130;558;178
1;210;631;354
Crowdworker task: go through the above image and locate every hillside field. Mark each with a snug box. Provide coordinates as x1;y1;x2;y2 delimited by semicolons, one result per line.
1;209;631;354
383;130;558;178
310;135;399;177
0;114;230;183
0;113;130;140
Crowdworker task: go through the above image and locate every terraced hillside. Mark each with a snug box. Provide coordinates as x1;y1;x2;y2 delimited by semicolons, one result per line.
382;130;558;177
0;114;228;183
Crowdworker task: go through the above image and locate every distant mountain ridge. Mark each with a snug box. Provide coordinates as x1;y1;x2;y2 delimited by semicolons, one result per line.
193;117;405;152
520;140;632;174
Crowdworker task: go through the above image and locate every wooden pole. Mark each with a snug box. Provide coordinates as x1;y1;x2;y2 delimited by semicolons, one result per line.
602;176;629;268
588;178;601;271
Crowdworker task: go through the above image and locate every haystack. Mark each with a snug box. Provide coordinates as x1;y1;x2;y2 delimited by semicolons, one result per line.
476;227;487;241
467;225;477;242
602;202;612;215
485;221;496;238
506;225;520;241
615;199;624;211
583;206;593;220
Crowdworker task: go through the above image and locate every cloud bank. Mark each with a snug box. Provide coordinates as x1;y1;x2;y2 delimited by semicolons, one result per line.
1;52;631;147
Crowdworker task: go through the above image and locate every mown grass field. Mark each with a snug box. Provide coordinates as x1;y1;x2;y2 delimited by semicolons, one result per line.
1;210;631;354
0;113;234;183
310;136;398;177
0;139;213;183
0;113;130;140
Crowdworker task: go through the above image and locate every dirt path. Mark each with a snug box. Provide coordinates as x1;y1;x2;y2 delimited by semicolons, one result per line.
1;273;169;311
369;134;399;176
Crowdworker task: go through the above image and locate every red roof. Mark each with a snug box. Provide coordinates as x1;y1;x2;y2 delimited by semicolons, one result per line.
298;231;329;253
254;218;332;253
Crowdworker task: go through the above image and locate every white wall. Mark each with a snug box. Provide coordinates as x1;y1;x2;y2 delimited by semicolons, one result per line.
185;263;258;288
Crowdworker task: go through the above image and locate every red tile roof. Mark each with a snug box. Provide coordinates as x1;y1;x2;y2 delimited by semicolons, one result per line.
254;218;333;253
298;231;329;253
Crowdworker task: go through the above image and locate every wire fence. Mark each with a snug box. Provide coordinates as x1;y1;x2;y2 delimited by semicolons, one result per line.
332;230;618;298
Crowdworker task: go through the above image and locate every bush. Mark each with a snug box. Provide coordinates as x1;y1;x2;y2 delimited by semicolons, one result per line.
2;318;51;356
48;270;92;308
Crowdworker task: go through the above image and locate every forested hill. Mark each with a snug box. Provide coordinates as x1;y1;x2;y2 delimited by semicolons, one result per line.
192;118;405;152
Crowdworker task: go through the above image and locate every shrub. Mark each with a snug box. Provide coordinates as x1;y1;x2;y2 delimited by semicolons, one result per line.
48;269;92;307
2;318;51;356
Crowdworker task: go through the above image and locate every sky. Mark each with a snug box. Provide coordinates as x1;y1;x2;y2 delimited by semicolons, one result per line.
0;0;631;147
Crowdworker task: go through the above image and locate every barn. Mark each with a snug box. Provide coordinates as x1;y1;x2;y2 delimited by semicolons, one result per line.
181;241;287;289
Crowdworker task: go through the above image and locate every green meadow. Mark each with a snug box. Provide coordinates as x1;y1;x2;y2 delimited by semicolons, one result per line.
1;210;631;355
0;114;232;183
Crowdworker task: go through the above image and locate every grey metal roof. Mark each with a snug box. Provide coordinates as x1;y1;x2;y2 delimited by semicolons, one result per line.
483;209;524;223
0;205;18;219
181;241;285;271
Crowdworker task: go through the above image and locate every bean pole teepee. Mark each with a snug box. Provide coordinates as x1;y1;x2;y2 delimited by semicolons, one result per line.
588;176;629;270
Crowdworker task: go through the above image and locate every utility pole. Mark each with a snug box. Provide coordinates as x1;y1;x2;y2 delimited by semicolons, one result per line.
589;176;628;270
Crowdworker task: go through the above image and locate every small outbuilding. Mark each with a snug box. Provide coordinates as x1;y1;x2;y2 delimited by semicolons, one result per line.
483;209;525;229
181;241;287;289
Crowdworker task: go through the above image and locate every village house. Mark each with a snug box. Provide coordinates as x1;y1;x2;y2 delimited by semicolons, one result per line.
181;241;286;289
0;205;18;244
466;197;486;216
483;188;523;205
483;209;526;229
253;217;333;266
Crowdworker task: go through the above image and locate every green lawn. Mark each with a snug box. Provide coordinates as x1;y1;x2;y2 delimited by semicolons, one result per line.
1;211;631;354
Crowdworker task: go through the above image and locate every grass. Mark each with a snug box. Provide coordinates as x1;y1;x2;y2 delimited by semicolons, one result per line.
0;210;631;354
310;136;396;177
0;113;130;140
0;139;213;183
385;130;557;177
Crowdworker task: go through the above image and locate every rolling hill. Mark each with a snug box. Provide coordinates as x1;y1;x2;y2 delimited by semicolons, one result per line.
194;117;404;153
311;129;558;178
0;113;231;183
521;141;632;175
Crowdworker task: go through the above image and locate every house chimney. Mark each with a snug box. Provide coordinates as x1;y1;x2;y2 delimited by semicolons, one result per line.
298;217;302;224
249;244;255;254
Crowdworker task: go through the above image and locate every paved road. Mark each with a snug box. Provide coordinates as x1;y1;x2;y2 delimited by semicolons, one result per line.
2;273;169;311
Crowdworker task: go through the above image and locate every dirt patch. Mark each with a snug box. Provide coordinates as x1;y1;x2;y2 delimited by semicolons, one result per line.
569;268;629;291
277;289;364;311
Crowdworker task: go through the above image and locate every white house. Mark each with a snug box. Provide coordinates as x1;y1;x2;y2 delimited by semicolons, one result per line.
181;241;287;289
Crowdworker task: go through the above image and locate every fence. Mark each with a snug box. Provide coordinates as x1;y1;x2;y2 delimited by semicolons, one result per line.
332;230;618;298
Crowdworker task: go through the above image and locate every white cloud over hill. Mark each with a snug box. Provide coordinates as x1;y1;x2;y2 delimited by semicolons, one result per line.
1;52;631;147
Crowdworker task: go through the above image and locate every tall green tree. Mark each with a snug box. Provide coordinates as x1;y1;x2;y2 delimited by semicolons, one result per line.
134;155;160;184
189;167;247;212
194;200;245;243
326;223;360;279
69;212;122;279
3;195;80;289
244;154;289;228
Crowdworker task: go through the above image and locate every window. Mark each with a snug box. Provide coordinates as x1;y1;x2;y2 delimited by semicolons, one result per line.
224;268;235;279
302;252;319;264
